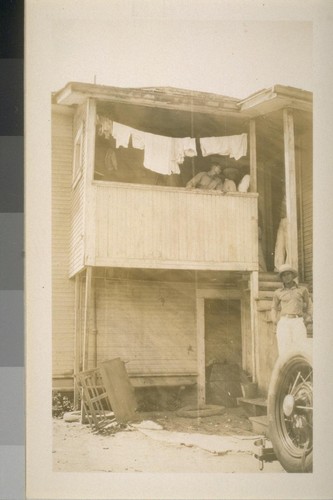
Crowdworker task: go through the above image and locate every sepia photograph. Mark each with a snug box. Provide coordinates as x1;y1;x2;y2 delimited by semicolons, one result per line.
25;1;333;498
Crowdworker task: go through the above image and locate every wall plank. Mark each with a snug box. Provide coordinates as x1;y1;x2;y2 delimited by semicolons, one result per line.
93;182;258;270
52;109;75;377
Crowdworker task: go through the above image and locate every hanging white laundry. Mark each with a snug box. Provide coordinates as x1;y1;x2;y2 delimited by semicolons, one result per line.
200;133;247;160
174;137;197;164
141;132;180;175
96;115;113;140
131;129;145;150
112;122;133;148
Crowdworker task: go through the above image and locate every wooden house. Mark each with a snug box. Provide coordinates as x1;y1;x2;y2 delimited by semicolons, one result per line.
51;82;312;403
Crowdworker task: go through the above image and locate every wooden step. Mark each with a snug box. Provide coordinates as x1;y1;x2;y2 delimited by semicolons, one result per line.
249;415;269;436
237;397;267;417
258;290;275;300
259;272;280;282
259;281;282;290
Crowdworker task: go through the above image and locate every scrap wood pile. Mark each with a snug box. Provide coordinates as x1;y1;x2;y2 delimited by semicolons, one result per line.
75;358;138;434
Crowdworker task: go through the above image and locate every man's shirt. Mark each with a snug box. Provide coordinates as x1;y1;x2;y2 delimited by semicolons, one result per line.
271;282;313;324
186;171;224;190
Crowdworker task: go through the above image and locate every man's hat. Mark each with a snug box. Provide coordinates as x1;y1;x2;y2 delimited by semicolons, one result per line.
278;264;298;279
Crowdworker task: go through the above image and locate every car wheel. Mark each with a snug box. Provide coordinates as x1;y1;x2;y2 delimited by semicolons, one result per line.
268;346;313;472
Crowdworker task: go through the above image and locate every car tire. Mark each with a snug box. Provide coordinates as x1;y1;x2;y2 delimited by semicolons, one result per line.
268;346;313;472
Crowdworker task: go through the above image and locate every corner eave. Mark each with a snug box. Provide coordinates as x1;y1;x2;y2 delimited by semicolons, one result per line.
239;85;313;116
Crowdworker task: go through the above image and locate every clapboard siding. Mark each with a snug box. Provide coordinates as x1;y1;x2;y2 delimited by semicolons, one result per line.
52;109;75;376
297;129;312;287
92;182;258;270
94;279;197;375
69;104;87;276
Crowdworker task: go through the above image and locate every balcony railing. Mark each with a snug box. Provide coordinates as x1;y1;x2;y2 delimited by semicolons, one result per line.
86;181;258;271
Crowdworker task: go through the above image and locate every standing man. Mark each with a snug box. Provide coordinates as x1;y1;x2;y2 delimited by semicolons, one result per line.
271;264;313;356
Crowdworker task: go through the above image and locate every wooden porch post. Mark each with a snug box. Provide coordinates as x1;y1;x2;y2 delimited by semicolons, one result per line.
249;119;257;192
283;108;298;270
249;119;259;382
250;271;259;383
91;277;98;368
196;295;206;405
82;266;92;371
74;274;82;408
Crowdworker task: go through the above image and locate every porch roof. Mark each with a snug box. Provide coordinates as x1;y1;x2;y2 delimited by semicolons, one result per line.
53;82;312;137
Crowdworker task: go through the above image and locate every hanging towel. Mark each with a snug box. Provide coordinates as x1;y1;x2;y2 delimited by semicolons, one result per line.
174;137;197;164
112;122;133;148
131;130;145;150
142;132;180;175
200;133;247;160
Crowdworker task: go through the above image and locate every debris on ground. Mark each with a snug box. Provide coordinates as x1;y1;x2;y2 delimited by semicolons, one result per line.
135;427;262;455
130;420;163;431
176;404;225;418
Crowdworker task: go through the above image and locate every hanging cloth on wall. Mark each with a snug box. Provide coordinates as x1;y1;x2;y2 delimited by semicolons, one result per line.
200;133;247;160
96;114;114;140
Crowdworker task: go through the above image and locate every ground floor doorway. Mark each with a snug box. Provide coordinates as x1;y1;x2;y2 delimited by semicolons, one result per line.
204;299;242;406
196;289;242;404
204;299;242;367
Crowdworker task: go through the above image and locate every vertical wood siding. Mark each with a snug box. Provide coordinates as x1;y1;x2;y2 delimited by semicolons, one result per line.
297;130;313;288
52;109;75;376
94;279;197;375
256;308;279;393
93;183;258;270
241;291;253;374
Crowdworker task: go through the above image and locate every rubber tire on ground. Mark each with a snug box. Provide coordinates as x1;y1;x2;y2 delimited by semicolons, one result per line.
176;404;225;418
268;344;313;473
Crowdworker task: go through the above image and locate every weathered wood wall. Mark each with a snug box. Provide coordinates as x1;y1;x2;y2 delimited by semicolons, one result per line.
256;307;279;394
297;129;313;288
92;182;258;270
94;279;197;376
241;290;253;375
69;103;87;277
52;107;75;378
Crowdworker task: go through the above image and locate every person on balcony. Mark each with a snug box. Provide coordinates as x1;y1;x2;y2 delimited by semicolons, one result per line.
271;264;313;356
222;166;240;192
186;162;225;190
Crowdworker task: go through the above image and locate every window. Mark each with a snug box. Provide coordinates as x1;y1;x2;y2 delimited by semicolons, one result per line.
72;123;84;187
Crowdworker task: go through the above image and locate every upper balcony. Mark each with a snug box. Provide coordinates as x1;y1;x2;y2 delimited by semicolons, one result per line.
80;180;258;272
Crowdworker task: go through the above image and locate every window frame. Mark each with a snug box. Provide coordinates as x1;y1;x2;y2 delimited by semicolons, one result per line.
72;123;84;188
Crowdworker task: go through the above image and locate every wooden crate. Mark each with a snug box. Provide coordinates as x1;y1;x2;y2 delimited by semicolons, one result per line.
76;367;116;433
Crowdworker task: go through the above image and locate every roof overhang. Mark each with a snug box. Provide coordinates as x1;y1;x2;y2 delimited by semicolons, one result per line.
239;85;312;116
53;82;312;137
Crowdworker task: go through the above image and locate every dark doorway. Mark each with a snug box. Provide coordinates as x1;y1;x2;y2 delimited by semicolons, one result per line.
204;299;242;407
204;299;241;366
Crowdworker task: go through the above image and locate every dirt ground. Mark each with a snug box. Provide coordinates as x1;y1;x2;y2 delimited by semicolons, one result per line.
52;407;285;473
138;406;254;435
